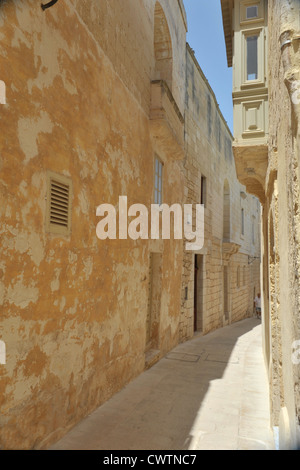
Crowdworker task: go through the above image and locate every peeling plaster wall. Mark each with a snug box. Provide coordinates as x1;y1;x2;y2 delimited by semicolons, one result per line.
0;0;185;449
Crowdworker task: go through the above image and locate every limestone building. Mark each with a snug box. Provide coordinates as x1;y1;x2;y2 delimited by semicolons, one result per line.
221;0;300;450
180;45;261;340
0;0;260;449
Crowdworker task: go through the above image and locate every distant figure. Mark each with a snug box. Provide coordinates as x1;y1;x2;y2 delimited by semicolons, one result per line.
254;293;261;319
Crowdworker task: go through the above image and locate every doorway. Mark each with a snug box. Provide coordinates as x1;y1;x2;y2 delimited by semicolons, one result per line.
223;265;229;322
194;255;204;332
146;252;162;351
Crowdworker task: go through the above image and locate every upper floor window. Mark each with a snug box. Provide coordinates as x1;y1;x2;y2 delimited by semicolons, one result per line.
252;215;255;244
241;208;245;236
154;157;163;205
240;1;264;25
246;5;258;19
223;180;230;241
201;176;207;208
247;35;258;80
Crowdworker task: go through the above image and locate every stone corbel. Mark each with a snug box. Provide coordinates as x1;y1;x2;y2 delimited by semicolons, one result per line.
222;241;241;262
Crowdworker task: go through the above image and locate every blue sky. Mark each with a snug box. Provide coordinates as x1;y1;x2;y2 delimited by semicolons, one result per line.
183;0;233;133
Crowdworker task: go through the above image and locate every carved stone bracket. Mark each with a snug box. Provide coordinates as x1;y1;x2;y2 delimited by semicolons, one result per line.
222;241;241;262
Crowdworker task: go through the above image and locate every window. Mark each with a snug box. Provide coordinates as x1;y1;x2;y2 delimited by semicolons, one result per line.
252;215;255;244
207;95;212;136
247;35;258;80
241;208;245;236
46;171;72;235
201;176;207;208
246;5;258;19
154;157;163;205
223;180;230;241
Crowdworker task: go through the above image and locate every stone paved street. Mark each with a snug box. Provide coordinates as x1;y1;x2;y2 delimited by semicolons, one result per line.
50;318;275;451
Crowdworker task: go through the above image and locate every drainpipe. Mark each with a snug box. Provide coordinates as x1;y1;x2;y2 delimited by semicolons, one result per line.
279;0;300;450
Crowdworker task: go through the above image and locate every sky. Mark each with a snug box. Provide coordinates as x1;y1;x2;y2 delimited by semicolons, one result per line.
183;0;233;133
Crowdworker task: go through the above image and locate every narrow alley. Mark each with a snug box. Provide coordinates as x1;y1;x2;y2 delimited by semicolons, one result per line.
1;0;300;451
50;318;275;451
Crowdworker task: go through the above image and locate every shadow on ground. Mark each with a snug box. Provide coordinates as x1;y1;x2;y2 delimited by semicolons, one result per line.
50;318;264;450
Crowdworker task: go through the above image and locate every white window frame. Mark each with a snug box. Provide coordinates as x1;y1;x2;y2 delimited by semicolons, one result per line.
242;28;264;86
240;0;264;25
246;35;258;81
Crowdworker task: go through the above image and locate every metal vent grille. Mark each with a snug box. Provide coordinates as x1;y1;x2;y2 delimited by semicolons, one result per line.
50;180;69;228
46;171;72;235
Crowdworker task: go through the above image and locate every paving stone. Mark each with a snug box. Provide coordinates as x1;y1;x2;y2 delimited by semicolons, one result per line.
50;318;275;451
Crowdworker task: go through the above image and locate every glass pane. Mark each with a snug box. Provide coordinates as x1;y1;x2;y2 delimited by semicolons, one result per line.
155;174;158;190
155;158;159;173
247;36;258;80
241;209;245;234
159;161;162;177
246;6;258;19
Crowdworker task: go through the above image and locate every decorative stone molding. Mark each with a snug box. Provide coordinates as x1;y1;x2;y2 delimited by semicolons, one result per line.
149;80;185;161
222;241;241;262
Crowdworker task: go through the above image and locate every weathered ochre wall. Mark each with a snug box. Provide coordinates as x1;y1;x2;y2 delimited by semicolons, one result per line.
180;46;261;340
0;0;186;449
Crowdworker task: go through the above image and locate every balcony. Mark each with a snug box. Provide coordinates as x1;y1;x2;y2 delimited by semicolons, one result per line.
232;92;268;204
149;80;185;161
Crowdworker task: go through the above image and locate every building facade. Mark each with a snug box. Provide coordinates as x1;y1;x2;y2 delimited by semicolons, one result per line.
180;45;261;340
0;0;188;449
0;0;261;449
221;0;300;450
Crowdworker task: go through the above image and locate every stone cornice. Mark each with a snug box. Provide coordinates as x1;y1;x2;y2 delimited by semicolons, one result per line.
221;0;234;68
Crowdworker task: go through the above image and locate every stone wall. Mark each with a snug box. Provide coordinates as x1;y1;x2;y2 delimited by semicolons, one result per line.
262;0;300;449
180;45;261;340
0;0;263;451
0;0;186;449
